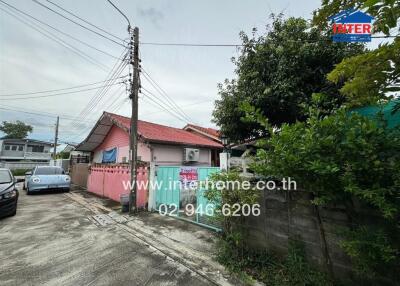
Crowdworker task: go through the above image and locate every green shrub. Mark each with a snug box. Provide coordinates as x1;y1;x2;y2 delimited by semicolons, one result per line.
11;169;30;176
251;110;400;280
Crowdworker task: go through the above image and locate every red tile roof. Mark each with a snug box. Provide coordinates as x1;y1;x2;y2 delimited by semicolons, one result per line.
183;124;220;139
105;112;222;148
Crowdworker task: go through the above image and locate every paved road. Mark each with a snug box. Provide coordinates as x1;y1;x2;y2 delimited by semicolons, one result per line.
0;187;210;286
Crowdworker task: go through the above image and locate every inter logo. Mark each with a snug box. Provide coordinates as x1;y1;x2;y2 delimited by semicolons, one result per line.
329;9;374;42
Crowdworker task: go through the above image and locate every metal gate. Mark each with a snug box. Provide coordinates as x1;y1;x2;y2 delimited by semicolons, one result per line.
155;166;220;231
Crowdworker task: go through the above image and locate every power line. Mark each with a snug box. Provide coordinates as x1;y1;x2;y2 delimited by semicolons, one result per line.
68;49;128;127
140;42;243;47
0;0;120;59
144;98;214;116
44;0;124;42
141;68;195;123
0;105;84;121
0;76;126;96
141;91;188;123
31;0;125;47
140;35;398;47
0;82;122;100
0;5;109;71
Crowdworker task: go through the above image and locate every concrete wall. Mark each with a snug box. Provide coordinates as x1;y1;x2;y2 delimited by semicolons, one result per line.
0;161;49;170
243;189;356;279
49;159;70;171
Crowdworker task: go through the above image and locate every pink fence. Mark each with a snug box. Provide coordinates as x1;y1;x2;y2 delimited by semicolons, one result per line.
87;164;148;208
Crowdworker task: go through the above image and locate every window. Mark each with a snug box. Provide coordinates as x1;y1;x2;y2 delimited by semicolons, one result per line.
11;146;17;151
4;145;10;151
28;145;44;152
34;167;64;175
18;146;23;151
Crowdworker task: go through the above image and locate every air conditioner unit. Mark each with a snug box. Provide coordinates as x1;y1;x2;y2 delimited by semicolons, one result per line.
184;148;200;162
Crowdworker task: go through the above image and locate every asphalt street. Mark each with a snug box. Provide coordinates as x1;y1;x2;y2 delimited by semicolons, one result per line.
0;187;211;286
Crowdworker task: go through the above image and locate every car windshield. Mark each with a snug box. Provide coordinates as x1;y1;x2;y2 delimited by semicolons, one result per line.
34;167;64;175
0;170;12;184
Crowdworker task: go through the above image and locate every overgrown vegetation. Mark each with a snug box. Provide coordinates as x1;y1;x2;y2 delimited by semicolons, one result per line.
217;238;331;286
205;172;331;285
249;109;400;281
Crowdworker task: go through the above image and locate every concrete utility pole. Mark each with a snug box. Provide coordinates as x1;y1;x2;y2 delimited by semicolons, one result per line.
128;27;139;215
53;116;59;159
105;0;137;215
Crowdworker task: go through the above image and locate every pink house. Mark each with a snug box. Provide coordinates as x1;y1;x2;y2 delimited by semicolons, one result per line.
76;112;223;167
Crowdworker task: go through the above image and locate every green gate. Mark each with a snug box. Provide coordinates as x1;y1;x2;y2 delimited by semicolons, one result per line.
155;166;221;231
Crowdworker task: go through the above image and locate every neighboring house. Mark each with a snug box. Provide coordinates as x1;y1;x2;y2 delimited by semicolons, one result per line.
183;124;221;143
62;143;90;158
0;138;53;169
76;112;223;167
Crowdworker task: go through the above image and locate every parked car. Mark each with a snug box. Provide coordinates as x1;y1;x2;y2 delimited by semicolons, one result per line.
0;168;21;218
25;166;70;195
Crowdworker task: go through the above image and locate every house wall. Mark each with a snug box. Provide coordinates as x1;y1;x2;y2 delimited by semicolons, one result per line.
0;139;52;161
92;125;152;164
151;144;211;166
93;125;129;163
91;125;213;166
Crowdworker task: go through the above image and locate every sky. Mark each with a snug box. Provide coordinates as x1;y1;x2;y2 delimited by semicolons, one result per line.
0;0;385;149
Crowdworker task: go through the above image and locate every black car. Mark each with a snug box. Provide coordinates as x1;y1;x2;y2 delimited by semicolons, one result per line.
0;168;21;218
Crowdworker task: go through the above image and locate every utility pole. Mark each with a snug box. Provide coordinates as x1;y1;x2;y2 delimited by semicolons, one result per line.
105;0;137;215
128;26;139;215
53;116;59;159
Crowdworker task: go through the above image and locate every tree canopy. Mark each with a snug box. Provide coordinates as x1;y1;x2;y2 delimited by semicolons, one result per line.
0;121;33;139
212;15;364;142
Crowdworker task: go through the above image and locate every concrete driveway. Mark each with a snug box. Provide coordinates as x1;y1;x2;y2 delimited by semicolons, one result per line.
0;186;214;286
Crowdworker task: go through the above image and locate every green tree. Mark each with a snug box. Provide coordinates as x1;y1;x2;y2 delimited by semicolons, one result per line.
212;15;364;142
313;1;400;108
0;120;33;139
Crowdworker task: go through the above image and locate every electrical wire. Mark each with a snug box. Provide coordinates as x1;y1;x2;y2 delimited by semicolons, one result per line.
0;5;109;72
141;91;188;123
0;76;126;96
0;82;122;100
0;0;120;59
141;68;195;123
140;35;398;47
0;104;97;123
44;0;124;42
31;0;125;47
68;49;128;127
